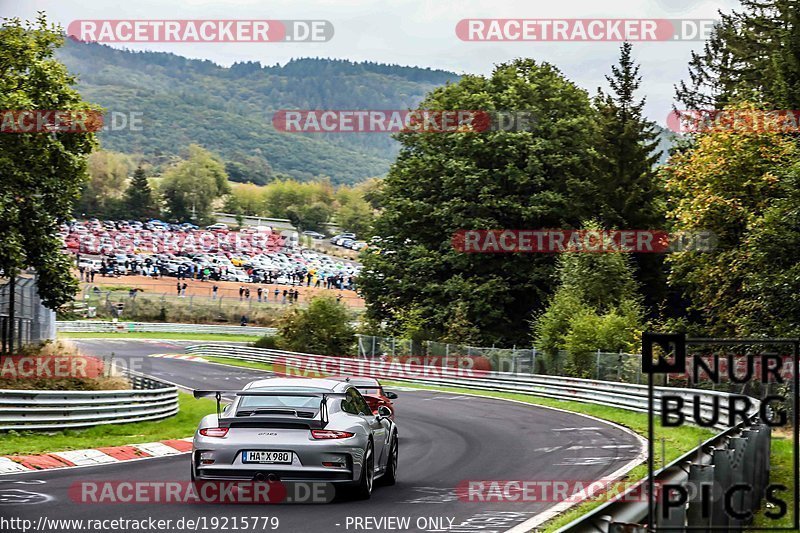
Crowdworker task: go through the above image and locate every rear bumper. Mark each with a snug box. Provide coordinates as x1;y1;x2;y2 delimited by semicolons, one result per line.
192;440;366;483
195;466;353;483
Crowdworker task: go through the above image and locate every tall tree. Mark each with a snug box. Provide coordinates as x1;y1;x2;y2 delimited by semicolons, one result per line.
662;103;799;335
359;59;606;344
533;221;645;377
595;42;663;228
0;15;97;314
159;144;229;224
123;165;159;219
595;42;665;311
74;150;130;218
676;0;800;109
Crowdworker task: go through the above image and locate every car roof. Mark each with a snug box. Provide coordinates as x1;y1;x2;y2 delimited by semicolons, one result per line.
244;377;350;392
329;376;380;387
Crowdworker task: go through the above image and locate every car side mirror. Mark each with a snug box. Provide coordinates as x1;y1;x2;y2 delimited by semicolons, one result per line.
377;406;392;419
384;391;398;400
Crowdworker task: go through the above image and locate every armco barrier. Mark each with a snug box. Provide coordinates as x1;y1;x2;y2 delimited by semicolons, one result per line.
555;421;772;532
185;344;772;529
0;373;178;431
57;320;276;336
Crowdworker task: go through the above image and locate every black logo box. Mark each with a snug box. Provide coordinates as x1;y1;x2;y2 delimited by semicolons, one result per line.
642;333;799;531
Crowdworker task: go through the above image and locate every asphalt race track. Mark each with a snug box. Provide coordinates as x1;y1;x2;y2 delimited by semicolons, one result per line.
0;340;644;533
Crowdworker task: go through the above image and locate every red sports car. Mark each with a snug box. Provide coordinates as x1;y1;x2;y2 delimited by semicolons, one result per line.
333;376;398;419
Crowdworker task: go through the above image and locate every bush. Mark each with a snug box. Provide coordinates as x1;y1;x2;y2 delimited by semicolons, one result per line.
277;296;355;355
254;335;279;349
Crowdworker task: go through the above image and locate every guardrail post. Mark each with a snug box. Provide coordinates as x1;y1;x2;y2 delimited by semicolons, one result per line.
657;465;689;529
728;436;747;529
742;427;762;513
711;446;733;529
687;463;715;528
757;423;772;493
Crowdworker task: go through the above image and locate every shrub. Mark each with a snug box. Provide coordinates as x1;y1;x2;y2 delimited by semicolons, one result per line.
277;296;355;355
254;335;279;349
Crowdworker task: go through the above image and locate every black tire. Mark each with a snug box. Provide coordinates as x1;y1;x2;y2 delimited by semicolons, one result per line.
351;441;374;500
379;434;398;486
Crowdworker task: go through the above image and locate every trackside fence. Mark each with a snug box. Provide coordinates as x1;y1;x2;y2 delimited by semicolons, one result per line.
355;334;642;382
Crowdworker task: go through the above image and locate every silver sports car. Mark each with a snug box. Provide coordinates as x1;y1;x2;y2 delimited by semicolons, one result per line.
192;377;398;499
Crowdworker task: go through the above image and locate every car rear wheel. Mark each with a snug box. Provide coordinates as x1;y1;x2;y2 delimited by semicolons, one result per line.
380;435;398;486
351;442;374;500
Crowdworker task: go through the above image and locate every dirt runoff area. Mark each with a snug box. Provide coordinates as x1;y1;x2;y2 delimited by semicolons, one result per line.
82;273;365;308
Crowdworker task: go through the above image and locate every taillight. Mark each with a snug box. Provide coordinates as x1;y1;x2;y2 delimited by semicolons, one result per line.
199;427;229;438
311;430;355;439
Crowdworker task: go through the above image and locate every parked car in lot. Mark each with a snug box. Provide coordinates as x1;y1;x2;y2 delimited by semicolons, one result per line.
192;378;398;499
205;223;229;231
302;230;326;239
222;269;250;283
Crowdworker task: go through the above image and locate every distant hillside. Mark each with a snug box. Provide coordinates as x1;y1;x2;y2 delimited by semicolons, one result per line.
57;39;461;184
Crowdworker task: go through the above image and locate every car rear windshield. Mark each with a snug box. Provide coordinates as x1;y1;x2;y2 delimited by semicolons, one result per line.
238;387;329;410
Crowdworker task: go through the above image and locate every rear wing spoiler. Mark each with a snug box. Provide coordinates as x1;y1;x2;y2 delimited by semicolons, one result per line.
193;390;348;427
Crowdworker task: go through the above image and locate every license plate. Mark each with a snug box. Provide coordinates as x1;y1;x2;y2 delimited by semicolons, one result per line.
242;451;292;464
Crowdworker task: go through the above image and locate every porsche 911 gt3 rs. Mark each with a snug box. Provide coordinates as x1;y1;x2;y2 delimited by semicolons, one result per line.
191;377;398;499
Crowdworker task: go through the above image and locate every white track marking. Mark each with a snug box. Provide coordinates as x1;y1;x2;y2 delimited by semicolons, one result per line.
52;449;117;466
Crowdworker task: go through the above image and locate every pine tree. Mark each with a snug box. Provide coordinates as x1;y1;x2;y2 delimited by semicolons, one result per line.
595;42;663;228
594;42;666;311
124;166;158;219
676;0;800;109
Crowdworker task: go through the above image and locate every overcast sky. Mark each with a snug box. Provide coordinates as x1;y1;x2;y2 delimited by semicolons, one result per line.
2;0;742;125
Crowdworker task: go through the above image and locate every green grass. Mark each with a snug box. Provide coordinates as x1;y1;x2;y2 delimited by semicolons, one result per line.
752;431;795;529
58;331;261;342
205;356;273;371
0;393;217;455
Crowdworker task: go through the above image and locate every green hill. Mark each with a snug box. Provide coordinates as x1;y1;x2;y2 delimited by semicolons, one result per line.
57;39;461;184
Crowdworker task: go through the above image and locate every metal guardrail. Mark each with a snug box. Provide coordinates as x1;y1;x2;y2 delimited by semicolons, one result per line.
183;344;756;431
0;373;179;431
57;320;277;336
185;344;773;529
557;421;772;532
